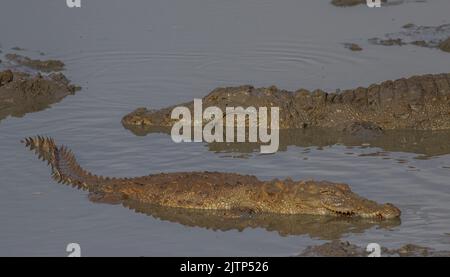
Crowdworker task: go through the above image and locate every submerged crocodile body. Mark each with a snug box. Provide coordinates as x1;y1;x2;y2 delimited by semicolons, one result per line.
122;73;450;131
23;136;401;219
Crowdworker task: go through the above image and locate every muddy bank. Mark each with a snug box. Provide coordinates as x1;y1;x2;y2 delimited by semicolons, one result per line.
0;69;80;122
370;24;450;54
298;240;450;257
123;73;450;131
5;53;65;72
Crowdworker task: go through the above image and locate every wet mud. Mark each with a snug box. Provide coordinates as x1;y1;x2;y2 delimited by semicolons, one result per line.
5;53;65;72
298;240;450;257
370;24;450;54
0;69;80;122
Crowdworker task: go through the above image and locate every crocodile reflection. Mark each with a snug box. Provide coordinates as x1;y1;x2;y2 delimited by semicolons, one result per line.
123;125;450;158
100;197;400;240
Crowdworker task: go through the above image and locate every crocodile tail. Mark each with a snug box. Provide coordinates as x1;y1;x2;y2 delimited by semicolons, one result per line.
22;136;106;191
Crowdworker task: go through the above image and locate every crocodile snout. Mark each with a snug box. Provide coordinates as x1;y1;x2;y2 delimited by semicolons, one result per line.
378;203;401;219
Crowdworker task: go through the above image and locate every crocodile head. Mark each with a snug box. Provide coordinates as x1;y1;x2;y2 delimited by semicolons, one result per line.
121;106;180;127
315;183;401;219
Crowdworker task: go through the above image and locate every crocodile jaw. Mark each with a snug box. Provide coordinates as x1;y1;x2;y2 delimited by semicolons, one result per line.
322;202;401;219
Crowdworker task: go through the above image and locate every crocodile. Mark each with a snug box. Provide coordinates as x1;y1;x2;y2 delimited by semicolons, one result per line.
122;73;450;132
23;136;401;219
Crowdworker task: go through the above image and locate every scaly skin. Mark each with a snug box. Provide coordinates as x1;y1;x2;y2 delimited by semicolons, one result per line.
23;136;401;219
122;73;450;131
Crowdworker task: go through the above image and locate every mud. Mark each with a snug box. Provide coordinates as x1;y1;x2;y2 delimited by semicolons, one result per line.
370;38;405;46
331;0;367;7
331;0;423;7
344;43;363;51
5;53;65;72
0;69;80;122
298;240;450;257
370;24;450;53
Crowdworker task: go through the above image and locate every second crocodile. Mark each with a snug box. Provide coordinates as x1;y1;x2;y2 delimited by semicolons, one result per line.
122;73;450;131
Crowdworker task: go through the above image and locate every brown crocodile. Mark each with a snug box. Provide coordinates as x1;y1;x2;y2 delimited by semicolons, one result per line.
122;73;450;132
23;136;401;219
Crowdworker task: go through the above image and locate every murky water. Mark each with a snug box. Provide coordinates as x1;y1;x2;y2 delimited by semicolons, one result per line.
1;0;450;256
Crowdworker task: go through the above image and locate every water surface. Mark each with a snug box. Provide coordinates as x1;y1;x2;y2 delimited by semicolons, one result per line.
1;0;450;256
